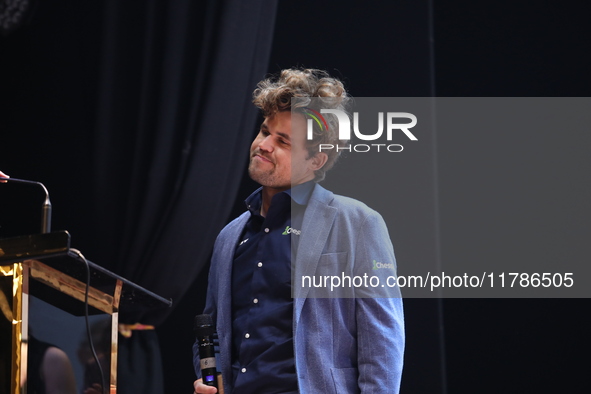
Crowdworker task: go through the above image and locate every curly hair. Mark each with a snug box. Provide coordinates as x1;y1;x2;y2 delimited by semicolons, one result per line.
252;68;351;182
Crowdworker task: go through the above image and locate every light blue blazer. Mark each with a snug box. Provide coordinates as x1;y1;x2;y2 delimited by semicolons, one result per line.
195;184;405;393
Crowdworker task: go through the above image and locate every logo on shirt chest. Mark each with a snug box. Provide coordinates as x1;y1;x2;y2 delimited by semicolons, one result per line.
281;226;301;236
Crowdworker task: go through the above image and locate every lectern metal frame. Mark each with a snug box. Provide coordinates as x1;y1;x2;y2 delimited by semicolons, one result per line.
0;231;171;394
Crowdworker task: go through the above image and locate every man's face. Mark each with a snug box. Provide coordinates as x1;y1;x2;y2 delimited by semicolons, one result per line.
248;111;323;191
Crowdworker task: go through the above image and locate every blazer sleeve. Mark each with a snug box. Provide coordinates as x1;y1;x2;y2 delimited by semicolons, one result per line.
192;211;248;386
353;208;405;393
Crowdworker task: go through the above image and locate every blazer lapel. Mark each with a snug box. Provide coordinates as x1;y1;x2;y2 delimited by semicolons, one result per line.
293;185;337;325
217;213;249;370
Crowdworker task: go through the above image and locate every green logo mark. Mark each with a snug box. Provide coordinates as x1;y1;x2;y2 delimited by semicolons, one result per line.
282;226;301;235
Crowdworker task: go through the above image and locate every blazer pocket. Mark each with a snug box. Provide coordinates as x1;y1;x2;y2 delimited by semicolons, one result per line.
316;252;349;276
330;367;360;394
310;252;353;298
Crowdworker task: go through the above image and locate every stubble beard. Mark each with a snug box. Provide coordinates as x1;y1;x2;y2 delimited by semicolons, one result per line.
248;157;288;188
249;158;274;186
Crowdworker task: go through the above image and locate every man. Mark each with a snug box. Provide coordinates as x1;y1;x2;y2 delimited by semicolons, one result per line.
193;69;404;394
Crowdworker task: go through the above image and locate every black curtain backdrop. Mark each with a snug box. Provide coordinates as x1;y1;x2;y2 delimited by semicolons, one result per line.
91;1;278;393
434;1;591;393
91;0;277;326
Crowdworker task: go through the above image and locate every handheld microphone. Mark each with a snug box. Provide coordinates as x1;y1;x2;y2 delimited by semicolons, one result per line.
0;176;52;233
194;314;218;389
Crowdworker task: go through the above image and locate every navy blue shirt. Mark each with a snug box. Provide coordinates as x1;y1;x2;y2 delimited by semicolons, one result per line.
231;182;314;394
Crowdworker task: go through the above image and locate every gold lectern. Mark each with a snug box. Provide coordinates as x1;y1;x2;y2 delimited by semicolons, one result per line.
0;231;171;394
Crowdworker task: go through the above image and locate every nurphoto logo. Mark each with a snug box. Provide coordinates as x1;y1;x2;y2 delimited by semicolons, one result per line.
304;107;418;153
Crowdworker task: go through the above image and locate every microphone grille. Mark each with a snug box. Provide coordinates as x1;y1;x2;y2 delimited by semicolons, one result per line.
194;314;215;337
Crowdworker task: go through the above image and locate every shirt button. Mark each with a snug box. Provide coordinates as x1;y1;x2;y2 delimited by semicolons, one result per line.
253;298;259;304
264;228;269;233
257;262;263;268
245;333;250;339
241;368;247;373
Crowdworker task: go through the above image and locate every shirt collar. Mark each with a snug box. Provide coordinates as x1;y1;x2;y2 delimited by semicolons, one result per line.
244;181;316;214
286;180;316;206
